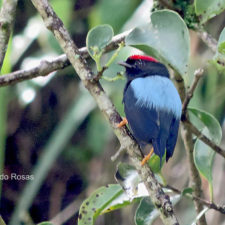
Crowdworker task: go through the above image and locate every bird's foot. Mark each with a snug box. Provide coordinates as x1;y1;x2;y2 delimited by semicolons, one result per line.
141;147;154;166
117;117;128;128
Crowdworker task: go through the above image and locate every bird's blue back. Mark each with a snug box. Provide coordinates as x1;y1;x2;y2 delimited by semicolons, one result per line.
123;75;182;161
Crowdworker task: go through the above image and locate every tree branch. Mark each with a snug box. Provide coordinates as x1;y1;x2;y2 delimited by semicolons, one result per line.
184;120;225;158
196;28;217;53
182;68;204;114
165;185;225;214
0;54;69;86
174;72;207;225
0;0;18;70
180;123;207;225
0;30;130;87
30;0;179;224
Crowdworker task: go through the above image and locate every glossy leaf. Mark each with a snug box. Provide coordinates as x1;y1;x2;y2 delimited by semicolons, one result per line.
189;108;222;200
195;0;225;23
214;27;225;67
101;192;139;214
148;151;166;173
0;216;6;225
135;195;181;225
218;27;225;55
218;42;225;55
135;197;155;225
189;108;222;143
86;24;114;60
182;187;193;196
37;222;53;225
126;10;190;76
88;0;140;33
218;27;225;49
115;162;168;200
115;163;144;199
78;184;123;225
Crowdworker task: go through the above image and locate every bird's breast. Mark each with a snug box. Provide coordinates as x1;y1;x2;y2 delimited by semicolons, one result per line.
130;75;182;118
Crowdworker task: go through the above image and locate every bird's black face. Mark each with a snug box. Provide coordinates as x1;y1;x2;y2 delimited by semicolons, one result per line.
119;55;170;81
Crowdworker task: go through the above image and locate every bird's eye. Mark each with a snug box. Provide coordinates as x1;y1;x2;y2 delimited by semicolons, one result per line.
137;59;143;66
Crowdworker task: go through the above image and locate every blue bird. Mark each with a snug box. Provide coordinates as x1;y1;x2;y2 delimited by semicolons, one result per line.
118;55;182;166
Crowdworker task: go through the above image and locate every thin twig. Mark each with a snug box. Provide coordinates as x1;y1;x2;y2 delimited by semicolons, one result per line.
165;185;225;214
111;145;126;161
182;68;204;114
92;66;107;81
0;0;18;70
184;120;225;158
30;1;179;224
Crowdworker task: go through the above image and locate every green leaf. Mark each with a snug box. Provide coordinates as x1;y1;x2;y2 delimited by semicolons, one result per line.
88;0;140;34
182;187;193;196
0;216;6;225
189;108;222;143
214;27;225;67
195;0;225;23
126;10;190;76
218;27;225;49
115;163;150;199
135;198;155;225
78;184;123;225
218;42;225;55
189;108;222;200
37;222;53;225
86;24;114;60
101;192;139;214
135;195;181;225
148;151;166;173
115;162;167;199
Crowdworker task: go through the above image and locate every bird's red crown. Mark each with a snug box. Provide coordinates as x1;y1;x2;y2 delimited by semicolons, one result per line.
129;55;158;63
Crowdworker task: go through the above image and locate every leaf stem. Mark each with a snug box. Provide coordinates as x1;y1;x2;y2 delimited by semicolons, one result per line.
94;53;103;72
159;172;167;186
209;183;213;202
105;42;125;68
102;73;125;82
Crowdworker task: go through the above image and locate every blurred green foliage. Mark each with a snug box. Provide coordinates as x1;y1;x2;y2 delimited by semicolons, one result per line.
0;0;224;225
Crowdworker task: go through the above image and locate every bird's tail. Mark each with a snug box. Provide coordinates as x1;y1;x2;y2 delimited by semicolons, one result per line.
152;138;166;166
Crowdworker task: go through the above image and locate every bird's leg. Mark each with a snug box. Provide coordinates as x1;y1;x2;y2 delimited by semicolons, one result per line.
141;147;154;166
117;117;128;128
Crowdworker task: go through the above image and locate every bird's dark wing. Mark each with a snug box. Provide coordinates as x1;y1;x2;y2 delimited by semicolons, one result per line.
150;111;173;161
123;84;160;145
166;116;180;161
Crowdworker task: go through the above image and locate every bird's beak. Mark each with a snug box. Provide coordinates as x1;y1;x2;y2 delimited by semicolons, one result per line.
118;61;132;68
